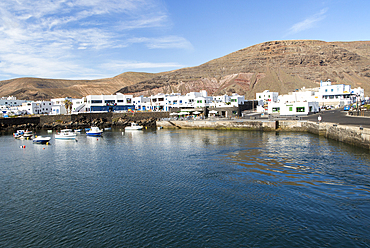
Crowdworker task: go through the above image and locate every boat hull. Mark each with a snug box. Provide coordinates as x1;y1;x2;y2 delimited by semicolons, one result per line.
86;133;102;136
33;137;51;144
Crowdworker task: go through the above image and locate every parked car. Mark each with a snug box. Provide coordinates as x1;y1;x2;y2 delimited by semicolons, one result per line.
343;105;350;111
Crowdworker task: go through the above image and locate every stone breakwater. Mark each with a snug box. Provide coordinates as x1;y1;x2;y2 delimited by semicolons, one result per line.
0;112;169;132
157;120;370;150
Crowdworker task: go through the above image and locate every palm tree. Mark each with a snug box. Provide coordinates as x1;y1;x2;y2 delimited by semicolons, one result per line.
64;99;72;114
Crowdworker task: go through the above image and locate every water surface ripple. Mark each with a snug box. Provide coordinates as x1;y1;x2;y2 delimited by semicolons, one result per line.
0;130;369;247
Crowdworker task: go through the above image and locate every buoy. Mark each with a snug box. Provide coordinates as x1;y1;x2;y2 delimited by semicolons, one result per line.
46;142;49;145
43;148;45;150
97;138;99;141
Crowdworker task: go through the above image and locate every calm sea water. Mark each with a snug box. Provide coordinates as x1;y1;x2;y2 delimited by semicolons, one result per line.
0;129;369;247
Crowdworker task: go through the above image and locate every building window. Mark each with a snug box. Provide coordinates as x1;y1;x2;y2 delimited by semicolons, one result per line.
289;107;293;111
296;107;305;112
91;100;102;104
127;98;132;103
325;89;328;92
331;89;334;92
272;107;280;112
117;100;124;102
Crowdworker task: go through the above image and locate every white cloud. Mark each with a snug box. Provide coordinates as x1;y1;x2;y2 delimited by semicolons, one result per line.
0;0;191;80
129;36;193;50
287;8;328;35
99;60;183;75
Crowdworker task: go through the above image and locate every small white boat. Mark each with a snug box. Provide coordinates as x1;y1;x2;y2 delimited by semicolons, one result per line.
55;129;77;140
13;130;25;139
125;122;143;131
74;129;82;133
86;126;103;136
33;136;51;144
24;130;33;137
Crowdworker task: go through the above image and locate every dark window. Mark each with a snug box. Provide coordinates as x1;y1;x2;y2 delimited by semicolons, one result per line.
296;107;305;112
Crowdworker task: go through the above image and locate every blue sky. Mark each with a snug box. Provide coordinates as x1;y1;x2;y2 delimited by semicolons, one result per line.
0;0;369;81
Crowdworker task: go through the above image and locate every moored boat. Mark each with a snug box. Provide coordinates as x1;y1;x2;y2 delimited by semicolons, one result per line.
33;136;51;144
86;126;103;136
125;122;143;131
13;130;25;139
55;129;77;140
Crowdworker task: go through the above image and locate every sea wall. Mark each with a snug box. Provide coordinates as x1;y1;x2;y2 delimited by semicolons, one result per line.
157;120;277;131
0;112;170;131
157;119;370;150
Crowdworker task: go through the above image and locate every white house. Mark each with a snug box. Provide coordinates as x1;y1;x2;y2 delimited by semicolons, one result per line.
268;101;319;115
318;80;352;106
256;90;279;103
19;101;52;115
81;94;135;112
0;96;27;107
50;97;73;115
133;96;150;111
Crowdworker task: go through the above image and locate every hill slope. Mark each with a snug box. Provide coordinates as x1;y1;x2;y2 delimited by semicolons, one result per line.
1;40;370;100
116;40;370;98
0;72;161;100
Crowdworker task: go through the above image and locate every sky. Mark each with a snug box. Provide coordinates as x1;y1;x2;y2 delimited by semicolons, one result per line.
0;0;369;81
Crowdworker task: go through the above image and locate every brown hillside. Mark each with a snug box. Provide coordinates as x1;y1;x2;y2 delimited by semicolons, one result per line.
1;40;370;100
116;40;370;98
0;72;160;100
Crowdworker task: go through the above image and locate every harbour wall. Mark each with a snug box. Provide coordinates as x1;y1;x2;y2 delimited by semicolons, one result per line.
157;120;370;150
0;112;170;130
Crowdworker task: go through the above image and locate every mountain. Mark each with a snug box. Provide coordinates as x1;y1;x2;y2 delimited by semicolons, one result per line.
1;40;370;100
116;40;370;98
0;72;161;100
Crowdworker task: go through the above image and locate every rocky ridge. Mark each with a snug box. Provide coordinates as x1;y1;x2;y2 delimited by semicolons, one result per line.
1;40;370;100
116;40;370;98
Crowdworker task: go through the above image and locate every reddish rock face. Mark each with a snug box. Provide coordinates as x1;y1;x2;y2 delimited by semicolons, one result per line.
116;40;370;98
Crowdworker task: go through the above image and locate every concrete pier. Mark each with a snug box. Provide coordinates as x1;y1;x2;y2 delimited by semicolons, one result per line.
157;119;370;150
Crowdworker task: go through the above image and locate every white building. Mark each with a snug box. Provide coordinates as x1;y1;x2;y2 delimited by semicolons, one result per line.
19;101;52;115
133;96;150;111
211;94;245;108
256;90;279;103
319;80;352;106
82;94;134;112
50;97;74;115
268;101;319;116
142;90;215;111
0;96;27;107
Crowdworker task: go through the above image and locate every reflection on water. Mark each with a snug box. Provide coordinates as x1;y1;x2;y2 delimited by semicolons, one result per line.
0;129;370;247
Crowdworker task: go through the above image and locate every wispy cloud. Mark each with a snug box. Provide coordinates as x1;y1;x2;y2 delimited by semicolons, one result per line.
101;60;183;70
287;8;328;35
0;0;191;80
128;36;193;49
